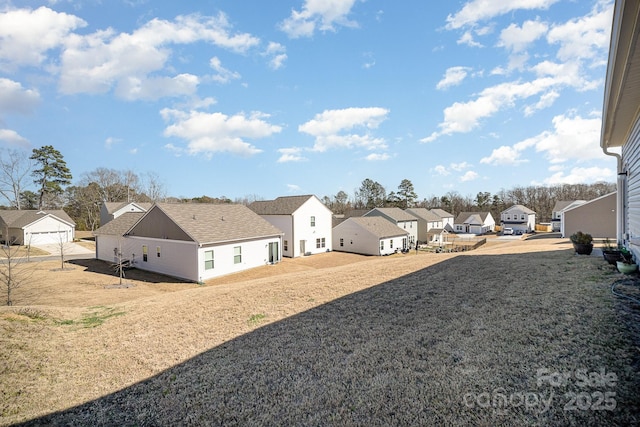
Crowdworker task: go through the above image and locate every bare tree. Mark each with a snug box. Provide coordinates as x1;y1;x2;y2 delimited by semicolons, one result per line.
0;149;32;209
143;171;167;202
0;227;34;305
55;226;70;270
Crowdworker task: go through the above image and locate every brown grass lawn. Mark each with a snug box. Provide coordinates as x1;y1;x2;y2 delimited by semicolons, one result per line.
1;236;640;425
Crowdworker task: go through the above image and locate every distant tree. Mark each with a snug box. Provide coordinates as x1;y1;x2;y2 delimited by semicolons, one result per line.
0;227;35;306
30;145;72;209
386;191;401;207
475;191;491;210
355;179;386;209
19;190;38;210
142;171;167;202
397;179;418;208
0;150;32;209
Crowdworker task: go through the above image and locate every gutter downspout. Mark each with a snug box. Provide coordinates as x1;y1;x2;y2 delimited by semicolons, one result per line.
602;145;624;244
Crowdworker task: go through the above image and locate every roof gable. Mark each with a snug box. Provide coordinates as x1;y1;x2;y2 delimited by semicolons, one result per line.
249;195;329;215
454;211;492;225
341;217;409;239
0;209;76;229
430;208;454;219
502;204;535;215
94;212;145;236
406;208;441;222
365;207;417;222
128;203;283;244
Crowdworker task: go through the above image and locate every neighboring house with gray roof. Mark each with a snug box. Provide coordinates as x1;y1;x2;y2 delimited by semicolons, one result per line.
363;207;418;249
453;212;495;235
100;201;152;227
500;204;536;234
0;209;75;245
430;209;455;229
93;203;283;282
249;195;332;258
551;200;586;232
332;217;409;256
406;208;445;243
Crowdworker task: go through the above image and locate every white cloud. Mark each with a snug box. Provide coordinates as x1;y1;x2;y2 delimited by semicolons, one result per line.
105;136;121;149
264;42;287;70
209;57;241;84
446;0;560;30
0;78;41;114
299;107;389;152
524;90;559;116
498;20;548;53
457;30;483;47
460;170;479;182
542;166;615;185
277;147;307;163
0;129;29;147
279;0;360;38
116;73;200;101
365;153;390;161
0;7;86;71
436;66;471;90
287;183;301;192
547;2;613;62
450;161;471;171
433;165;450;176
161;109;282;157
58;12;259;99
481;112;603;166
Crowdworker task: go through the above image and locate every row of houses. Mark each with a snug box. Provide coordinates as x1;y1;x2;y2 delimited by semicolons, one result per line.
89;197;551;283
0;191;616;283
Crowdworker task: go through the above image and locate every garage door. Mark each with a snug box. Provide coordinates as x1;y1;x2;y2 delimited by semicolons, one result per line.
29;231;69;245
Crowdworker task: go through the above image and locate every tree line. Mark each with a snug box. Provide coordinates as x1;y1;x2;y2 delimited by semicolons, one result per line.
321;178;616;223
0;148;617;230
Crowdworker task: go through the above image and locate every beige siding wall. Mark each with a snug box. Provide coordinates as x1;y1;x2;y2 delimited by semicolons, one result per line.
563;193;616;239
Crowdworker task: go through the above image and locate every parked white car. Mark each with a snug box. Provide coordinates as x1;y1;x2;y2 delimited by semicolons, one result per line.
502;227;514;235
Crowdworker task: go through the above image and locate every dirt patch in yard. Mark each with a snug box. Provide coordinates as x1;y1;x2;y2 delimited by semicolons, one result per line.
1;237;639;425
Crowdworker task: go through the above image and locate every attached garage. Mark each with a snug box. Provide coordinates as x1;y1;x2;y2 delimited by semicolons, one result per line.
0;210;75;246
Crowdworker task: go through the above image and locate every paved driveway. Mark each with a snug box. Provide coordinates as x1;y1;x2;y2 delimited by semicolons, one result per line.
33;242;94;257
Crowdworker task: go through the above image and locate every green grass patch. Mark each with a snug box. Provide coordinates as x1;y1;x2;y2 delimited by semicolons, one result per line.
56;306;126;328
247;313;266;326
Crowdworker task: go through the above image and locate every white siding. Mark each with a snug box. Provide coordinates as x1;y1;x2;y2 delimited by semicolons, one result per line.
260;215;293;257
125;237;198;281
96;235;138;264
24;217;74;245
292;197;333;257
332;220;407;256
623;115;640;259
197;236;281;281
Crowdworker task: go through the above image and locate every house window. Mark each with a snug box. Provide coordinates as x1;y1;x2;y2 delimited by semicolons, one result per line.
410;222;413;228
403;222;406;229
340;238;344;247
321;237;325;248
284;240;288;251
521;214;525;220
234;246;242;264
390;240;394;249
311;216;316;227
204;250;214;270
507;215;511;220
142;245;148;262
380;240;384;250
316;238;321;248
156;246;161;258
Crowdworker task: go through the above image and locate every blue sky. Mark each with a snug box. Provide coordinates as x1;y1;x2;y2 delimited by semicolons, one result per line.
0;0;616;202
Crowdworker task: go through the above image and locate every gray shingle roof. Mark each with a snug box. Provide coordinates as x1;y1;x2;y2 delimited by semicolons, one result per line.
552;200;584;212
365;207;417;222
93;212;145;236
406;208;442;222
454;211;492;224
103;201;152;214
343;217;409;239
502;204;536;215
430;208;454;219
248;195;318;215
152;203;283;244
0;209;76;228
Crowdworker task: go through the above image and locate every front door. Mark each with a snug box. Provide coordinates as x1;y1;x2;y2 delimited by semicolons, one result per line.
300;240;306;256
402;238;407;250
268;242;279;263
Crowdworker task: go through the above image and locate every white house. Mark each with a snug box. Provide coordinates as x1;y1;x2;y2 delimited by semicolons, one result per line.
363;207;418;249
100;201;152;227
332;217;409;256
0;210;75;245
406;208;443;243
453;212;495;235
500;205;536;234
551;201;586;232
249;195;333;258
430;209;455;229
94;203;283;282
600;0;640;257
